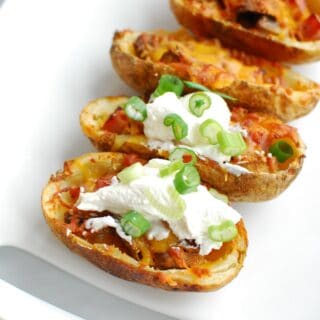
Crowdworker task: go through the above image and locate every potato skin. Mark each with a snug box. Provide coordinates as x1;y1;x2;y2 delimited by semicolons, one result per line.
80;97;305;202
41;152;248;291
170;0;320;64
110;30;320;122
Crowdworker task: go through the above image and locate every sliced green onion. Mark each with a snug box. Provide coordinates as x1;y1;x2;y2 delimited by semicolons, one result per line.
169;147;197;165
199;119;223;144
269;140;294;163
159;160;184;177
117;162;143;184
217;130;247;156
124;96;147;122
163;113;188;141
183;80;237;101
152;74;184;99
120;210;151;238
174;165;200;194
209;188;229;204
145;185;186;220
188;92;211;117
208;220;238;242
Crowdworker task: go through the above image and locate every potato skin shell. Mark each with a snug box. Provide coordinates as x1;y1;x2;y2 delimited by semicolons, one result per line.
81;97;305;202
41;152;248;291
170;0;320;64
110;30;320;122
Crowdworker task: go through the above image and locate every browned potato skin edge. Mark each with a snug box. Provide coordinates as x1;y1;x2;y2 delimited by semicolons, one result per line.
41;152;248;291
170;0;320;64
81;97;305;202
110;30;319;122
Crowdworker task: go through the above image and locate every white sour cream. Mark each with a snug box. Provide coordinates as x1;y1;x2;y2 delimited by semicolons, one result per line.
77;159;241;255
144;92;250;175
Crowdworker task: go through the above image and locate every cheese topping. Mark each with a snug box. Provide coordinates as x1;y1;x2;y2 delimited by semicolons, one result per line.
77;159;241;255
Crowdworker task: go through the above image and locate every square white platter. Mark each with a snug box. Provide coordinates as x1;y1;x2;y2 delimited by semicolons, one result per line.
1;1;320;319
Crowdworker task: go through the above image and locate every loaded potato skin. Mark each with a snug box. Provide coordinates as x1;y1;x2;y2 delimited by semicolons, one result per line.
80;96;305;202
41;152;248;291
170;0;320;63
110;29;320;122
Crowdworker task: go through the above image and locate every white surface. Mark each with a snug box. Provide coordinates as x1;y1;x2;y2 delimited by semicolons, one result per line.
0;280;83;320
0;1;319;320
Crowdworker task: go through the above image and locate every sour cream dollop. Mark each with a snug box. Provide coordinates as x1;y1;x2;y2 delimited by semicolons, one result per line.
77;159;241;255
143;92;250;176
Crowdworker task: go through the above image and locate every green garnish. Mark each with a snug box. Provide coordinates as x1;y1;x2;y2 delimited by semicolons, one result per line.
152;74;184;99
269;140;294;163
124;96;147;121
188;92;211;117
163;113;188;141
169;147;197;165
199;119;223;145
117;162;143;184
159;160;184;177
217;130;247;156
208;220;238;242
174;165;200;195
120;210;151;238
184;80;237;101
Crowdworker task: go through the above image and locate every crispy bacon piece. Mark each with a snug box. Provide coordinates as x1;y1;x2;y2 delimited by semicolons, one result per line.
123;153;146;167
95;174;114;190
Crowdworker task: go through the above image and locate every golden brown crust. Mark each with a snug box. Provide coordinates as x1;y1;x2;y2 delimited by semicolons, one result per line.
41;152;248;291
80;96;305;202
110;29;320;122
170;0;320;63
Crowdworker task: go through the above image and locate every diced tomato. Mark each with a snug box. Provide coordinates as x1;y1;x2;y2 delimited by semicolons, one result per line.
95;174;114;190
69;187;80;200
300;14;320;41
102;107;129;134
182;154;193;163
123;154;144;167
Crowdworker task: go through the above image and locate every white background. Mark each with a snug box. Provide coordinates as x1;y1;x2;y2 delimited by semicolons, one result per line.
0;1;320;319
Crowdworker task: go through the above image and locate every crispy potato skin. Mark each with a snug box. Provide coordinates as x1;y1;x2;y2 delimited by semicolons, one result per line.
110;30;320;122
80;97;305;202
170;0;320;63
42;152;248;291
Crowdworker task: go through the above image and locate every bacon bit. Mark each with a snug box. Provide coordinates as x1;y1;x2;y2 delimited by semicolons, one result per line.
299;14;320;40
123;154;146;167
94;174;114;190
231;107;248;122
102;107;129;134
69;187;80;200
168;247;188;269
182;154;193;163
191;267;210;278
249;127;270;151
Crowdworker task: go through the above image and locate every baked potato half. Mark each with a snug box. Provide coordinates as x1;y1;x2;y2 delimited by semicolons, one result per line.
110;29;320;122
41;152;248;291
80;96;305;202
170;0;320;63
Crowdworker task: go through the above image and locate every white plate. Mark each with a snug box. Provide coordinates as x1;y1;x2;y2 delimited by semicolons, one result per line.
0;1;320;319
